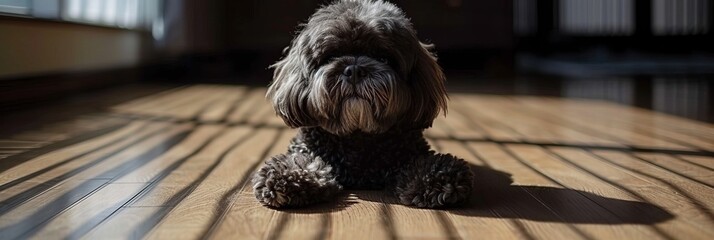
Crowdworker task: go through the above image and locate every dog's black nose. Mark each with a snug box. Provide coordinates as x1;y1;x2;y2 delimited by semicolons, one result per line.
342;65;364;84
343;65;356;77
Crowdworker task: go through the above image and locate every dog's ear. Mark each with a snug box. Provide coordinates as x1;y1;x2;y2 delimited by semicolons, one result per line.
405;42;448;128
267;36;318;128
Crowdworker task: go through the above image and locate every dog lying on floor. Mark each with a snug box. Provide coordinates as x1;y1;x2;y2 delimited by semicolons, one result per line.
252;0;473;208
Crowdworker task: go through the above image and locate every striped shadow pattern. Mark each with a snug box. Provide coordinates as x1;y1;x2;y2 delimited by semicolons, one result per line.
0;84;712;240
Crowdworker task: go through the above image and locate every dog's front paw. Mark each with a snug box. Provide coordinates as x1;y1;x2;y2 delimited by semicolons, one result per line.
395;154;473;208
253;167;291;208
252;153;341;208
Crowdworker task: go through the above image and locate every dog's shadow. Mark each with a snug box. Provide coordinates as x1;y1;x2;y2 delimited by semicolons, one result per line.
446;164;674;224
278;164;674;224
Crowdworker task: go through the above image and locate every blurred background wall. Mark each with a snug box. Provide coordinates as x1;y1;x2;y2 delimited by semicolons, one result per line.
0;19;142;78
0;0;712;122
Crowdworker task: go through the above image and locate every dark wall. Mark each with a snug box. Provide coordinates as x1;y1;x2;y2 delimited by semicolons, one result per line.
224;0;514;50
227;0;321;51
159;0;515;80
395;0;513;49
225;0;325;77
394;0;514;73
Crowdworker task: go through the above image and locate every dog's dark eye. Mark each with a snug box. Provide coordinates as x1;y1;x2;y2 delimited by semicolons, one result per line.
378;57;389;64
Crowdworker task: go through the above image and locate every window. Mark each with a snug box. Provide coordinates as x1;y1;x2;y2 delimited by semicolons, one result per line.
653;0;710;35
0;0;30;15
0;0;162;31
63;0;161;30
559;0;635;36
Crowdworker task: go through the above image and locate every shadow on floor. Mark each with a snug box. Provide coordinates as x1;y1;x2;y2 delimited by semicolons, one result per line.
285;164;674;225
444;164;674;224
271;192;360;214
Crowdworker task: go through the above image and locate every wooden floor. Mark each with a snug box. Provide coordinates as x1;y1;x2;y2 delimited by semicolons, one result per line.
1;84;713;239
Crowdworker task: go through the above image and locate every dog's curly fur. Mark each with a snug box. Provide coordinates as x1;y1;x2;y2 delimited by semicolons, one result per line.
252;0;473;208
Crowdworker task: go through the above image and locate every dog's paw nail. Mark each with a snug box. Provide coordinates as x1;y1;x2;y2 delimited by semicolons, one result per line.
262;190;275;199
258;189;288;207
438;192;457;206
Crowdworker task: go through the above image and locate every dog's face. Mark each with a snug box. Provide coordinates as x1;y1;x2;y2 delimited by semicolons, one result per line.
267;0;447;136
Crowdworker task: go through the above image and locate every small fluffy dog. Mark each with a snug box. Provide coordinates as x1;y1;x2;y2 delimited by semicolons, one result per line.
252;0;473;208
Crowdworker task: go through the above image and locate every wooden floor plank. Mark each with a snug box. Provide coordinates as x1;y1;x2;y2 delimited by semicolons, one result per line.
453;95;624;146
676;155;714;171
535;98;714;143
0;123;191;238
197;87;248;122
433;106;485;139
112;86;189;113
29;183;148;239
449;101;522;141
0;121;147;186
2;84;713;240
506;144;711;239
433;140;543;239
634;153;714;187
439;140;674;240
127;126;249;206
459;142;589;239
476;142;671;239
146;128;282;240
199;129;293;240
8;116;121;144
245;98;275;126
326;191;393;240
591;151;714;216
0;180;108;239
112;125;225;184
166;86;228;120
262;210;329;240
226;89;269;124
123;85;222;120
70;125;236;239
82;206;166;240
265;110;288;127
61;123;193;180
513;97;708;151
499;96;691;150
588;100;714;141
0;122;167;204
112;86;198;117
552;147;714;238
388;203;457;239
0;119;127;173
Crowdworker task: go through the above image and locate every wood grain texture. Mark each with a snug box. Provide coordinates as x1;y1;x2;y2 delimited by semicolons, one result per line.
29;182;148;239
1;84;712;240
147;128;281;240
434;140;549;239
82;206;166;240
552;147;714;238
198;86;248;122
452;94;625;146
226;88;271;124
204;129;290;240
0;121;147;186
511;97;702;150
